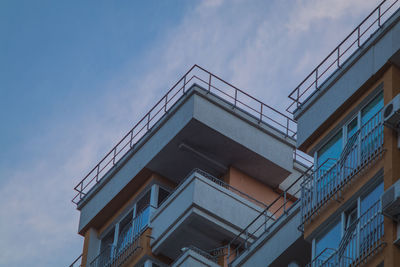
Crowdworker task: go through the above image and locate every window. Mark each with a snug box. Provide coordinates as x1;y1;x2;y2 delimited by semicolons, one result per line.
361;92;383;126
347;118;358;141
317;130;343;167
313;180;384;263
100;227;115;263
315;220;342;258
158;187;170;206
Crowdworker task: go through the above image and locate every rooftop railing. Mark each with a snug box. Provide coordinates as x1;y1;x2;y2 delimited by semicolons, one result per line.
287;0;400;114
72;65;299;205
301;110;383;226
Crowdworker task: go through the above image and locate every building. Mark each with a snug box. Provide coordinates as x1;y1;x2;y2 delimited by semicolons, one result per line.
68;65;312;267
69;1;400;266
287;0;400;266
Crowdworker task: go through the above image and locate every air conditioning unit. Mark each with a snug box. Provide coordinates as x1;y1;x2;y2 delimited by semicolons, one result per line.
383;93;400;131
381;179;400;222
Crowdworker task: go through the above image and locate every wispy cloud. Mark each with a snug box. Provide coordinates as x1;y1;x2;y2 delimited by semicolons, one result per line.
0;1;382;266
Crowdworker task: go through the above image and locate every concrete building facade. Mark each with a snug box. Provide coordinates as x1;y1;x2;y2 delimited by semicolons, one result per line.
69;1;400;266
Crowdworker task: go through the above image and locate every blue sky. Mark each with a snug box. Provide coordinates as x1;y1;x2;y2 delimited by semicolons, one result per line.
0;0;380;266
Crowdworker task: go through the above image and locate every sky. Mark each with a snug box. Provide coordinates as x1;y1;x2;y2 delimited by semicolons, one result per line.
0;0;382;266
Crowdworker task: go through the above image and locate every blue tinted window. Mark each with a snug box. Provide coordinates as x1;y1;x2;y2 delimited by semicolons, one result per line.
361;92;383;126
361;182;383;214
315;220;342;257
318;131;343;167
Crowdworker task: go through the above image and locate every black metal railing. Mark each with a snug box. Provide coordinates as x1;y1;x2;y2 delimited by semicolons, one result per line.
68;254;82;267
287;0;400;113
226;164;314;265
73;65;299;205
306;200;384;267
301;110;383;225
89;205;150;267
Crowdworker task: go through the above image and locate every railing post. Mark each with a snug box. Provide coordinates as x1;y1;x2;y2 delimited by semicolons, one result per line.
147;113;150;130
164;95;168;113
112;148;116;165
234;90;238;107
378;6;381;27
315;69;318;89
259;103;263;122
358;27;361;47
208;73;212;93
183;75;186;94
129;131;134;148
337;47;340;67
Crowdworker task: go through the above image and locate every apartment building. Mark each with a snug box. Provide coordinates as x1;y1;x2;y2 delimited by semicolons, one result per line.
69;1;400;267
68;65;311;267
286;1;400;266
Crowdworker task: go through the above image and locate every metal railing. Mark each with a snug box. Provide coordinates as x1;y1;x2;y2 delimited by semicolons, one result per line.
73;65;298;205
287;0;400;114
306;248;336;267
306;201;384;267
68;254;82;267
301;110;383;225
89;205;150;267
226;164;314;265
156;168;270;211
174;245;226;264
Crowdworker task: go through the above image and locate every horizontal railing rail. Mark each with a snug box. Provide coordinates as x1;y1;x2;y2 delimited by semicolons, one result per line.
226;164;314;265
73;64;298;205
89;205;150;267
301;110;383;225
287;0;400;114
306;248;337;267
306;201;384;267
156;168;270;213
68;253;82;267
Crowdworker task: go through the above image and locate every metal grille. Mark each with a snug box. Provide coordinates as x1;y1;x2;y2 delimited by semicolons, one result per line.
301;110;383;226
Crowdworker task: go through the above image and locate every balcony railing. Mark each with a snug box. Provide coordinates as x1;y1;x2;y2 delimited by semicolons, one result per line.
306;200;384;267
72;65;299;205
226;164;314;265
89;205;151;267
68;254;82;267
301;110;383;225
287;0;400;114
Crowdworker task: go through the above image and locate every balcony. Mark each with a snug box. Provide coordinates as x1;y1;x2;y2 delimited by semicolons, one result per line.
301;110;383;225
89;205;151;267
171;246;221;267
150;169;273;260
307;200;384;267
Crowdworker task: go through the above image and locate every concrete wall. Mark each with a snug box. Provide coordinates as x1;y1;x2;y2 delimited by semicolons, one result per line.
78;87;295;234
231;203;306;267
226;167;294;217
150;171;272;253
295;10;400;148
171;249;220;267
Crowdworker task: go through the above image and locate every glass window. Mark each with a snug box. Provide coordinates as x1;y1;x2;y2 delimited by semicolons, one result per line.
158;187;170;206
315;220;342;257
318;131;343;167
361;92;383;126
361;182;383;214
100;228;115;262
117;211;133;253
136;190;151;213
345;206;358;230
347;118;358;140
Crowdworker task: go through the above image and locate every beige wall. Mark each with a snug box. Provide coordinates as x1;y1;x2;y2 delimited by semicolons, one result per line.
226;167;294;217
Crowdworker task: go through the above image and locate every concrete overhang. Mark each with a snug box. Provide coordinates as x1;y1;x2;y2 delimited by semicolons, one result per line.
77;85;295;234
294;8;400;150
150;172;272;260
